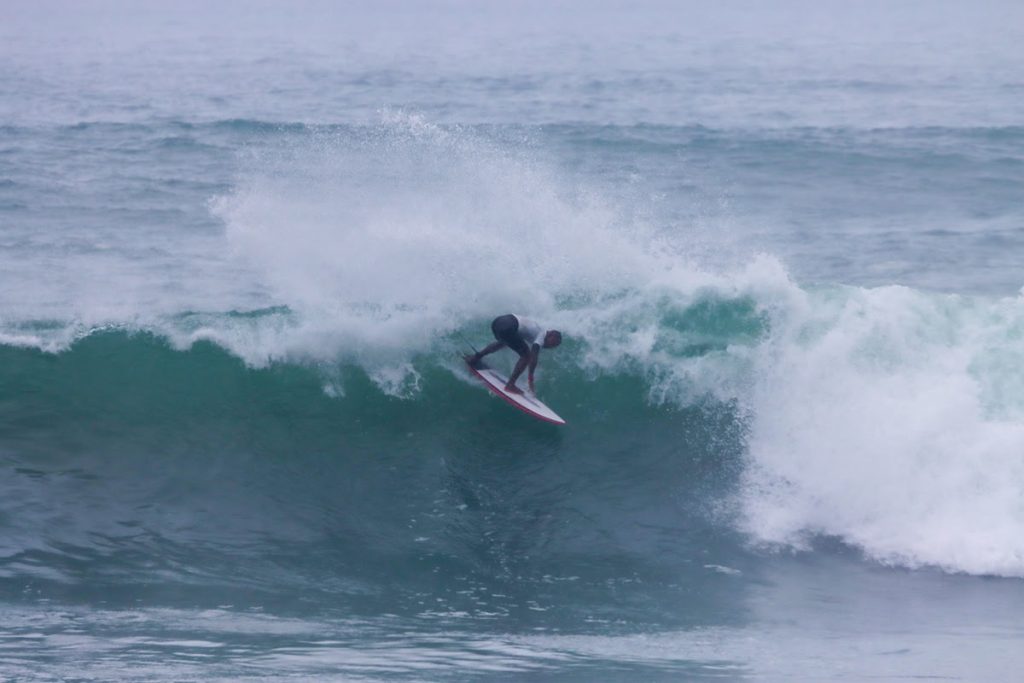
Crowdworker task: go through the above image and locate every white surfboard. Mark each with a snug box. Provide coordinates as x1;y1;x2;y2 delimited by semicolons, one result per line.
466;358;566;425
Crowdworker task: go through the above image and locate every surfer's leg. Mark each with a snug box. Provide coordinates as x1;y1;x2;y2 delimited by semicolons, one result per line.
505;353;530;393
491;314;517;340
492;315;529;357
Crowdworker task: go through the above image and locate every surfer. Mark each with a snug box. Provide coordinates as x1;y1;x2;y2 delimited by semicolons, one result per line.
466;314;562;394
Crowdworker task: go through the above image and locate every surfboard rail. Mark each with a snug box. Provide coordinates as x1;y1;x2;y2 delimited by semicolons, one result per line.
465;358;566;425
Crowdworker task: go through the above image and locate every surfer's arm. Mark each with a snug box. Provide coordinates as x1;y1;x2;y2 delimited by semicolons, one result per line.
468;341;505;365
527;345;540;392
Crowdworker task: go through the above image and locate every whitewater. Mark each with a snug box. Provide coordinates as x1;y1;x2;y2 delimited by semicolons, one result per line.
3;1;1024;680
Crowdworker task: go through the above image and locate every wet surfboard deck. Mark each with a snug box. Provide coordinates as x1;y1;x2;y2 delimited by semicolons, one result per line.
465;358;566;425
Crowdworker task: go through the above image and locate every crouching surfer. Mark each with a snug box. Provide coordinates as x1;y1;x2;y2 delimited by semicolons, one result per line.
466;314;562;394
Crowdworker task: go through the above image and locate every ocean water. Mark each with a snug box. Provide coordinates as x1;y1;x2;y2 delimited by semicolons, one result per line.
3;1;1024;680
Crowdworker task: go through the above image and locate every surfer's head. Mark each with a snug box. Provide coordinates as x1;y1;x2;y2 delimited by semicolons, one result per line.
543;330;562;349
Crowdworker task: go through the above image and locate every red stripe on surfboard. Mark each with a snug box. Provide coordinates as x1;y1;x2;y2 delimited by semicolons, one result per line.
466;362;566;425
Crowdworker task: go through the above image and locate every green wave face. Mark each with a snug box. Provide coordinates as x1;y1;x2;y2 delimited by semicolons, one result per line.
0;329;749;627
5;273;1024;607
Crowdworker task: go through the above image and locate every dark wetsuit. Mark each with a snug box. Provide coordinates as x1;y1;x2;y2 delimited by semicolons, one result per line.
491;314;543;358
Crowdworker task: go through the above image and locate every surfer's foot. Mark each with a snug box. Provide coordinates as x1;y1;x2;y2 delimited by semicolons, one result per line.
505;383;523;395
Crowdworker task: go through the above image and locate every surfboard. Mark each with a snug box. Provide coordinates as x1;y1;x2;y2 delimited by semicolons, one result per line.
465;358;566;425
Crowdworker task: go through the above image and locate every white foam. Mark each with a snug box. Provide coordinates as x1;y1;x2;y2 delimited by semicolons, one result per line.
210;114;698;385
742;284;1024;577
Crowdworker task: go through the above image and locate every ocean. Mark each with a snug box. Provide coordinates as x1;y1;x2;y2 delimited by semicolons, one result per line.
2;1;1024;680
